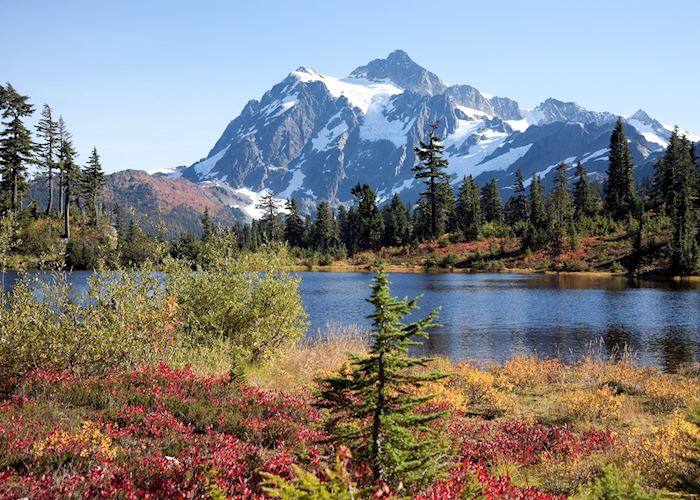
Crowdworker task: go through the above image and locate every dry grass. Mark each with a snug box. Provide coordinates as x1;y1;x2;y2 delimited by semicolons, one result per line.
246;323;370;391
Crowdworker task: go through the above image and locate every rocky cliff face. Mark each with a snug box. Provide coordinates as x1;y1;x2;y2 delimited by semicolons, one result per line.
173;50;698;212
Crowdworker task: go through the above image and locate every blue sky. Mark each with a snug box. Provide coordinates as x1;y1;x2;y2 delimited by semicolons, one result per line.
1;0;698;173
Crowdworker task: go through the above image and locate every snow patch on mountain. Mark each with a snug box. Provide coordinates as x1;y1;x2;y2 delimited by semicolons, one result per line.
279;167;306;198
627;118;669;149
312;113;349;151
193;145;230;178
580;148;608;163
261;94;298;121
221;187;286;219
524;157;577;187
291;67;402;113
360;94;414;147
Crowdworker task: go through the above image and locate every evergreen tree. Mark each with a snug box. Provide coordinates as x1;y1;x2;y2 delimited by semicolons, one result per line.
547;162;574;255
120;218;147;266
628;202;645;274
351;183;384;250
604;118;637;219
201;207;213;242
59;133;79;239
316;269;447;489
313;201;338;252
670;136;699;275
382;194;411;247
56;116;70;216
480;178;502;223
455;175;481;240
504;169;529;228
524;174;548;250
0;83;34;214
112;204;125;243
81;147;105;225
412;123;451;239
256;190;280;242
283;198;305;248
171;232;201;263
651;128;683;211
573;162;597;218
340;205;360;255
35;104;59;215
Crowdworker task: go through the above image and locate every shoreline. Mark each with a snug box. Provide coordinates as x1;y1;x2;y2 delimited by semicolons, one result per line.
283;263;700;282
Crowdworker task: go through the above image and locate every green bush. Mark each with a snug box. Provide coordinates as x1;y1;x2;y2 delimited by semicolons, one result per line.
0;267;174;392
163;248;308;368
0;242;308;392
576;465;659;499
17;218;58;257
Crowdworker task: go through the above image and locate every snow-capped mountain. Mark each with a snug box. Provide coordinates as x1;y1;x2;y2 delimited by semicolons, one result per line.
174;50;697;213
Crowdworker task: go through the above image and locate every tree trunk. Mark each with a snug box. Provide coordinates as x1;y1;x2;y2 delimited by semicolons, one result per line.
12;169;18;215
46;167;54;215
63;187;70;239
371;351;386;481
430;177;437;238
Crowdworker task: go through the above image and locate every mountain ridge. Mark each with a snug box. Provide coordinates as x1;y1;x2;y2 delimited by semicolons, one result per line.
166;50;697;216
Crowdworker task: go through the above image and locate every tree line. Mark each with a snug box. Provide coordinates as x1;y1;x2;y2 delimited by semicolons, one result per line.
2;80;698;275
229;118;698;275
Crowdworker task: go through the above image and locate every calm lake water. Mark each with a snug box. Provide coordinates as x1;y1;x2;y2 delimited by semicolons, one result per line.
3;271;699;371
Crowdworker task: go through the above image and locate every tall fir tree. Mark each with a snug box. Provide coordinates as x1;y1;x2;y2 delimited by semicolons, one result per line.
573;162;597;218
56;116;70;216
480;178;502;223
316;269;447;489
524;174;548;250
81;147;105;225
284;198;305;248
412;123;451;239
351;183;384;250
200;207;214;242
604;118;637;219
35;104;59;215
651;128;683;212
59;134;80;239
0;83;34;214
547;162;574;255
338;205;358;255
256;190;280;242
112;204;125;244
504;169;529;228
670;136;699;275
455;175;481;240
313;201;338;252
382;194;411;247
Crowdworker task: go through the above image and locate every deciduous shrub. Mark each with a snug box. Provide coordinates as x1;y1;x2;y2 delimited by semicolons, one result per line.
557;385;624;424
0;268;177;392
164;251;308;368
496;356;562;390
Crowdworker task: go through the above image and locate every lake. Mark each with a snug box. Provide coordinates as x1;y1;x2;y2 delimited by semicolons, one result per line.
2;270;699;371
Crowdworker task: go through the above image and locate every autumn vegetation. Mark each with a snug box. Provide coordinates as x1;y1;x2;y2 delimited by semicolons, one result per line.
1;238;699;498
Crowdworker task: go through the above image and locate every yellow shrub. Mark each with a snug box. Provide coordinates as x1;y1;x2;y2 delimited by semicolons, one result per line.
644;376;700;413
557;385;623;424
567;358;652;393
626;411;700;488
426;363;514;415
497;356;562;390
34;420;119;460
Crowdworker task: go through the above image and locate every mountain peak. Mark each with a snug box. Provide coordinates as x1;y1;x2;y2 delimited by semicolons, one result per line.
629;109;653;124
349;50;446;96
534;98;615;126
